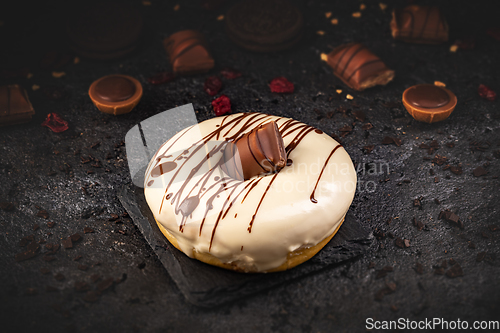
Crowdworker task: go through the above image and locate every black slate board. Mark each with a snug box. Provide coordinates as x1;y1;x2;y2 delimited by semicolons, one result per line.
118;182;375;307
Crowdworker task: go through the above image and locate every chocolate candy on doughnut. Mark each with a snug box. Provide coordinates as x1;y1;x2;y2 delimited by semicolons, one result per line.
402;84;457;123
0;85;35;126
326;43;394;91
221;121;287;180
390;6;448;44
163;30;214;75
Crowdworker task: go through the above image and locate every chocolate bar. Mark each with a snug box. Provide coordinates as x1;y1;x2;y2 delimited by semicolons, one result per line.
326;43;394;91
391;6;448;44
0;85;35;126
163;30;214;75
221;121;286;180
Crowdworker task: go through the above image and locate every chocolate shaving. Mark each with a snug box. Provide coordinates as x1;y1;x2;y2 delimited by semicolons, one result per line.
382;136;402;146
70;233;82;242
62;237;73;249
36;210;49;219
15;241;40;262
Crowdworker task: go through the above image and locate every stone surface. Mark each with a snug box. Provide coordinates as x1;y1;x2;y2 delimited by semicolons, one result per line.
0;0;499;332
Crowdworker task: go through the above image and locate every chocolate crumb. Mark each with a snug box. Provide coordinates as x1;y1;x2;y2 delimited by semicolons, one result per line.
446;264;463;278
54;273;65;281
43;256;56;262
109;214;119;221
449;258;456;266
488;225;499;231
74;281;90;292
413;198;422;209
477;252;486;262
375;266;393;279
434;267;445;275
97;277;115;292
363;145;375;154
83;227;94;234
473;166;488;177
434;198;441;204
36;210;49;219
432;155;448;166
62;238;73;249
481;232;489;239
47;221;55;228
78;264;89;271
382;136;402;146
83;291;100;303
395;238;404;249
40;267;50;275
468;241;476;249
0;202;15;211
33;224;39;231
73;255;82;261
90;274;101;283
415;262;424;274
15;241;40;262
70;233;81;242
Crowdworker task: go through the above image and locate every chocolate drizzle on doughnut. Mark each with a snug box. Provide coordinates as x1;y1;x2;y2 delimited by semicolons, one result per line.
310;144;342;203
145;113;343;250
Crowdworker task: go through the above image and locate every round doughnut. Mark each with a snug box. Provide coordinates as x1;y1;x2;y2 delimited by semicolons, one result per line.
144;113;357;273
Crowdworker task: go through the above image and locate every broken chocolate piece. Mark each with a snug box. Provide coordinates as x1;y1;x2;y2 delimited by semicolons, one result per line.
326;43;394;91
473;166;488;177
391;6;448;44
221;121;286;180
0;85;35;126
163;30;214;75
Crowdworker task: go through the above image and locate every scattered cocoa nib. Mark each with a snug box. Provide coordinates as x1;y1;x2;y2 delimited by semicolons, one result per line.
36;210;49;219
473;166;488;177
413;198;422;209
78;264;89;271
375;282;397;301
361;123;373;130
43;255;56;262
481;232;489;239
19;234;35;247
375;266;393;279
395;237;410;248
15;241;40;262
434;198;441;205
468;241;476;249
47;221;55;228
432;155;448;165
70;233;81;242
413;217;425;231
83;291;100;303
84;227;94;234
62;237;73;249
373;229;386;240
382;136;402;146
446;264;463;278
109;214;119;221
363;145;375;154
446;142;455;148
73;255;82;261
351;110;366;122
449;165;463;175
439;210;464;228
74;281;90;292
488;225;499;231
415;262;424;274
0;202;15;211
97;277;115;292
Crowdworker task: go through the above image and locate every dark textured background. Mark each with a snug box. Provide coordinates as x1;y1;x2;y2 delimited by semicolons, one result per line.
0;0;499;332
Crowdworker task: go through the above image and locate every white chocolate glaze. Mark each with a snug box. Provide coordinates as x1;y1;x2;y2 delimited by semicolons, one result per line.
144;113;357;272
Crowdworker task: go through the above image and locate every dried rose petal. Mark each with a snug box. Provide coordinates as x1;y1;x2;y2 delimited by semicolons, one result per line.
147;72;175;85
41;113;69;133
204;76;223;96
212;95;231;116
478;84;497;101
220;68;242;79
269;77;294;94
486;27;500;41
